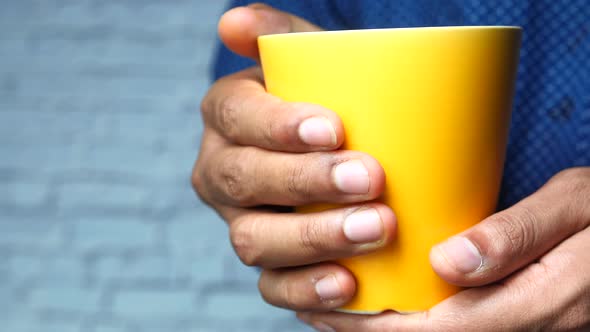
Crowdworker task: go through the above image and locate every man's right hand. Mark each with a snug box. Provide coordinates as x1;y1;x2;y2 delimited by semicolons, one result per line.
192;3;396;311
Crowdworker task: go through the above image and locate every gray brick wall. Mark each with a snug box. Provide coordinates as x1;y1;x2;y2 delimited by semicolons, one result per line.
0;1;310;331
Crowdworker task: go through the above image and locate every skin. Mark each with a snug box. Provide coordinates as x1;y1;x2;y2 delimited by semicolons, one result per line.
193;3;590;331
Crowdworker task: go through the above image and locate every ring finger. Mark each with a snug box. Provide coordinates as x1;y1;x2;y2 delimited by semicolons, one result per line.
223;203;396;268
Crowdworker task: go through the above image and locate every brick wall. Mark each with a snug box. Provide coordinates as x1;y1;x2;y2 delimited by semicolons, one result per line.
0;1;310;331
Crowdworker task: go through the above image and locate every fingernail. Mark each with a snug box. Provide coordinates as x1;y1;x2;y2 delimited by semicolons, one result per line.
298;117;337;147
343;208;383;243
333;160;369;194
434;236;483;273
315;274;342;302
313;322;336;332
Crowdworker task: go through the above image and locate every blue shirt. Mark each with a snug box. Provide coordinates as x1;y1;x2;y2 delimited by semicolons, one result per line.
213;0;590;209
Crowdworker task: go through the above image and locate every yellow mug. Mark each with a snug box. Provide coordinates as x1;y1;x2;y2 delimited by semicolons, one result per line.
258;26;521;313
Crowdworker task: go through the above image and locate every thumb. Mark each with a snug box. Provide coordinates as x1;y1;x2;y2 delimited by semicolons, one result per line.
218;3;323;60
429;168;590;287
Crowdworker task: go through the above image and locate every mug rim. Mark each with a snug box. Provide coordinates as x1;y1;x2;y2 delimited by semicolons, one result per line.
258;25;521;41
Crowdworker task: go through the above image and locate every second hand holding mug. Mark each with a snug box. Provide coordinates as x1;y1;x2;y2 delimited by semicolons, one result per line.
259;26;521;313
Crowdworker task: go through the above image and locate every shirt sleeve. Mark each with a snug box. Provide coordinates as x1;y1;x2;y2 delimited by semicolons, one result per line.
211;0;349;81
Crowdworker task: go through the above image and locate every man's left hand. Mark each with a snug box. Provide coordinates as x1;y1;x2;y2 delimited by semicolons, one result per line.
294;167;590;331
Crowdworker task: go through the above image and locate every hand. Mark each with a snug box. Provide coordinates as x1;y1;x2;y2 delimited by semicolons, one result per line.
192;3;397;311
297;168;590;332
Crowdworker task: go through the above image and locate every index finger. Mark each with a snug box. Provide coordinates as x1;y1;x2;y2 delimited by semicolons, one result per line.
201;67;344;152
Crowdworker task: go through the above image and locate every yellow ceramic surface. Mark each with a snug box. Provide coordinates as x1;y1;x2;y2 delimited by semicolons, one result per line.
258;26;521;313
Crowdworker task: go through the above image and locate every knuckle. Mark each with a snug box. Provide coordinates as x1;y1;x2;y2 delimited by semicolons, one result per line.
550;167;590;194
267;102;299;145
487;207;539;259
559;168;590;228
216;93;241;141
218;154;255;206
286;158;313;203
230;219;263;266
555;167;590;208
261;117;278;148
298;216;328;254
281;277;301;309
263;114;289;148
250;100;298;149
